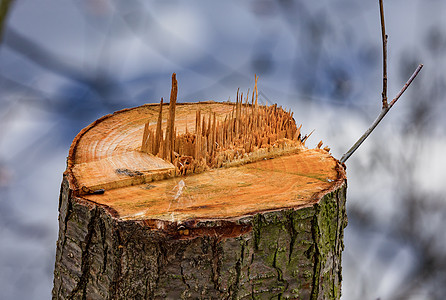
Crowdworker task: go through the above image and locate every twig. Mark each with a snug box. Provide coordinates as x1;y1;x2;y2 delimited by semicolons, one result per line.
340;64;423;164
379;0;388;109
340;0;423;164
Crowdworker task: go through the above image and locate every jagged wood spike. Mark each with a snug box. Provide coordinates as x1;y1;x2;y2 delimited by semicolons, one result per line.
254;74;259;107
141;121;150;153
207;113;211;137
210;112;216;157
154;98;164;156
195;109;201;160
165;74;178;162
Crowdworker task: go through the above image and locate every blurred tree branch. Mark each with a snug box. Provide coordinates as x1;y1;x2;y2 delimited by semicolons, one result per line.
3;27;132;109
0;0;15;42
5;28;91;82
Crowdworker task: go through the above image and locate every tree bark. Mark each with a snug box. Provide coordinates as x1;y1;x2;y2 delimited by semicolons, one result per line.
52;100;347;299
53;177;346;299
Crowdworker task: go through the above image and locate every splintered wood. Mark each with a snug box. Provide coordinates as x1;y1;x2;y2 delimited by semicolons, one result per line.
67;73;344;221
141;74;304;176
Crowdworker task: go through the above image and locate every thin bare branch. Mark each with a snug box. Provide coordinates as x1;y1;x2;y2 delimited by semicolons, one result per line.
340;64;423;164
379;0;388;109
388;65;423;108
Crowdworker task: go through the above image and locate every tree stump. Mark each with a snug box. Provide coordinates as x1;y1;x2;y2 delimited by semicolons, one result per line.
52;76;347;299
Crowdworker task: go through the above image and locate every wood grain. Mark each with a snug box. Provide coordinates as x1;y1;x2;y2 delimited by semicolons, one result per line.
66;101;345;223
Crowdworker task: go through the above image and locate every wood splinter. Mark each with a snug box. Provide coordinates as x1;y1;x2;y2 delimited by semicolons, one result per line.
140;73;314;177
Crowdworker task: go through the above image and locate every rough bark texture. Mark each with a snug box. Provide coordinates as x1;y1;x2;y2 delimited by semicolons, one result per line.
52;175;347;299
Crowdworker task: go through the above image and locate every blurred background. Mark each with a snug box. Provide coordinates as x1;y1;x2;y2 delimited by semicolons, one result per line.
0;0;444;299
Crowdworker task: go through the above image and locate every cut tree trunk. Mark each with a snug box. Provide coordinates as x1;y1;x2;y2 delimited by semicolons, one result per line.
52;100;347;300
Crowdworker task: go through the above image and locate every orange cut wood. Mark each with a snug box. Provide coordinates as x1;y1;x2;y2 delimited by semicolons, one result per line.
65;101;346;224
